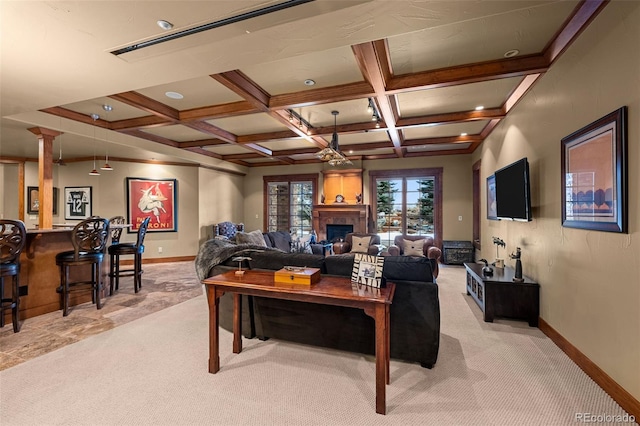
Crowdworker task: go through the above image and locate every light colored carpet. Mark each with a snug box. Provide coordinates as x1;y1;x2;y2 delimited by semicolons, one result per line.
0;265;633;425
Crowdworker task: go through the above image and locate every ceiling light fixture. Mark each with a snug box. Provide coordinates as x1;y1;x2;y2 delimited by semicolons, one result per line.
101;105;114;171
165;91;184;100
55;116;66;166
89;113;100;176
460;132;468;136
315;111;352;166
304;79;315;86
504;49;520;58
157;20;174;30
475;105;485;111
367;98;374;114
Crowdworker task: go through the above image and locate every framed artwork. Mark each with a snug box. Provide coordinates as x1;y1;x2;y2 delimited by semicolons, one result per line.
561;106;627;233
64;186;92;220
126;177;177;233
27;186;58;215
486;175;498;220
351;253;385;288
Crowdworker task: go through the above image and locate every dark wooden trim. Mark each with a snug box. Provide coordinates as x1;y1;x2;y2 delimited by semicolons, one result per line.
539;317;640;419
368;168;443;249
119;255;196;266
503;74;542;113
472;159;481;251
262;173;318;231
109;92;179;121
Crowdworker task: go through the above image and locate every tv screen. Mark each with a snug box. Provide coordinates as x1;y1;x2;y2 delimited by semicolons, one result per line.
495;158;532;221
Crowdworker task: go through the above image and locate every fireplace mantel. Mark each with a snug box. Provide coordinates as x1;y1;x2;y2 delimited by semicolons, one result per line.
312;204;371;241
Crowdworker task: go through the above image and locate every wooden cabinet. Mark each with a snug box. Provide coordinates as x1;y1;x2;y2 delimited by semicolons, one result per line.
464;263;540;327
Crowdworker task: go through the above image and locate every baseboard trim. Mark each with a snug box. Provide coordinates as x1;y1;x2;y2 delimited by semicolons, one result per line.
539;317;640;419
119;256;195;266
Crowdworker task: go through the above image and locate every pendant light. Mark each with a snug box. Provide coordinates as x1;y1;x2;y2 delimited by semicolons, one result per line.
56;131;66;166
100;104;113;171
315;111;351;166
89;113;100;176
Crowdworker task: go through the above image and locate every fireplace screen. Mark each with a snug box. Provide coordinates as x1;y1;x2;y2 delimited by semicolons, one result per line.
326;224;353;242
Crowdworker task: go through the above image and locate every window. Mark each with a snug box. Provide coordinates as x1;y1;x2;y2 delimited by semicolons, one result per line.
369;168;442;248
264;174;317;238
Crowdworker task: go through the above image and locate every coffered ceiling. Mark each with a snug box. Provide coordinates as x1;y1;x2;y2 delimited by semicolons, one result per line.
0;0;607;169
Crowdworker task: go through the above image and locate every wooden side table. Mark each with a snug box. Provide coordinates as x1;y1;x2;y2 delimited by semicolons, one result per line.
464;263;540;327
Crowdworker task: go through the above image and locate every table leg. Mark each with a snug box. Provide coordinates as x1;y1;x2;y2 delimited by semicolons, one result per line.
233;293;242;353
374;303;387;415
385;304;390;385
206;286;220;374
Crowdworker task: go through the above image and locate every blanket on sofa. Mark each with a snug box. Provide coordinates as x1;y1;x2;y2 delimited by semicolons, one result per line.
194;238;282;281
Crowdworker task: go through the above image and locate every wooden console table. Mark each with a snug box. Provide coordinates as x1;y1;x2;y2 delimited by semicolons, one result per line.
202;270;395;415
464;263;540;327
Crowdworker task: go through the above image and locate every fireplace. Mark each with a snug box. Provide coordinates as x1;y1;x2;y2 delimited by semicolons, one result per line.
312;204;372;241
326;224;354;242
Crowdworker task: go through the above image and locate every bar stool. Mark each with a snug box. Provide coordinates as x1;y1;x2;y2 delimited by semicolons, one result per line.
0;220;27;333
108;215;126;244
56;217;109;316
109;216;150;294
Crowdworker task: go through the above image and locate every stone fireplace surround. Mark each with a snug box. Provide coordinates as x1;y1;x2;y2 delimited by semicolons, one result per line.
312;204;371;241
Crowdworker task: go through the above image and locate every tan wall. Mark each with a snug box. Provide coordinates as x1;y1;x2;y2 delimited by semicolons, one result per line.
242;156;473;241
473;1;640;400
7;160;202;259
198;167;245;245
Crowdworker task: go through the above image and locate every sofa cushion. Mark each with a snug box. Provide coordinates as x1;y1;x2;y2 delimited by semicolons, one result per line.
248;251;324;270
267;231;291;252
351;235;371;253
382;256;433;283
236;229;267;247
323;254;355;276
403;238;426;257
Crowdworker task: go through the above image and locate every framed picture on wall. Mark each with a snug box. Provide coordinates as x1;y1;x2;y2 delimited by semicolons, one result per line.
486;175;498;220
27;186;58;215
561;106;627;233
64;186;92;220
126;177;177;233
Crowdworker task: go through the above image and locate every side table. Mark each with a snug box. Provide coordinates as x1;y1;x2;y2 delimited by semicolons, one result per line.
464;263;540;327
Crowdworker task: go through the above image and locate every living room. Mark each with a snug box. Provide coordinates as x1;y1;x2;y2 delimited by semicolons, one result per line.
1;0;638;421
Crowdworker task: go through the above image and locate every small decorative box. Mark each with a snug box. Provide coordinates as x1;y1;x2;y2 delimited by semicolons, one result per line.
274;267;321;286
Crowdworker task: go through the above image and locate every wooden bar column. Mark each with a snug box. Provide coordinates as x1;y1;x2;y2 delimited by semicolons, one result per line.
27;127;60;230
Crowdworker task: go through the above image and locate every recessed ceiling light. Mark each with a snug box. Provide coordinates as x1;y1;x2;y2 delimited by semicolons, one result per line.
165;91;184;99
460;132;468;136
504;49;520;58
475;105;484;111
157;20;174;30
304;79;315;86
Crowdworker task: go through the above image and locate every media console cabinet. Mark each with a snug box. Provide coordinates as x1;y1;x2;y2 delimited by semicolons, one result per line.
464;263;540;327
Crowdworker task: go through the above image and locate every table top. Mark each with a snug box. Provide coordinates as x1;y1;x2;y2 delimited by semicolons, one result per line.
464;262;538;285
203;270;394;305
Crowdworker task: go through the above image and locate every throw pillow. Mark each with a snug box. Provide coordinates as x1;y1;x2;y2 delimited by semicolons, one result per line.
236;229;267;247
403;238;426;257
351;235;372;254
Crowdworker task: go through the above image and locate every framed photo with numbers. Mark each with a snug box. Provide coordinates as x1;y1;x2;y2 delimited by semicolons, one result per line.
64;186;92;220
351;253;385;288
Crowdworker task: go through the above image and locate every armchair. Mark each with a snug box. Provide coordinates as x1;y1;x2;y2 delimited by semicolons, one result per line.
333;233;382;255
387;235;441;278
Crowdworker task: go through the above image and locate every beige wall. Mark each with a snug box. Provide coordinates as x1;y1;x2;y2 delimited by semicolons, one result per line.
242;156;473;240
2;160;203;260
198;167;245;245
473;1;640;400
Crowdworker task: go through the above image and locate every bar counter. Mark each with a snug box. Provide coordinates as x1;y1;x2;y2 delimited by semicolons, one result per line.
17;226;125;320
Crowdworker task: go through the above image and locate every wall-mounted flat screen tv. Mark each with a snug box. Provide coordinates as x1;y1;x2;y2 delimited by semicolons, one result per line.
495;157;532;221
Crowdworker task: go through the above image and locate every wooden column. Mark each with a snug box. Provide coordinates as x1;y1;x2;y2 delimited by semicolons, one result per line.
28;127;60;230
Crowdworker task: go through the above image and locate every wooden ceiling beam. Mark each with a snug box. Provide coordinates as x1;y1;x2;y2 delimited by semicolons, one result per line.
269;81;375;109
109;92;180;121
352;40;404;157
397;108;505;127
109;115;173;130
118;129;180;148
182;121;237;143
544;0;608;65
386;55;549;93
40;107;110;128
178;138;228;148
179;101;258;121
